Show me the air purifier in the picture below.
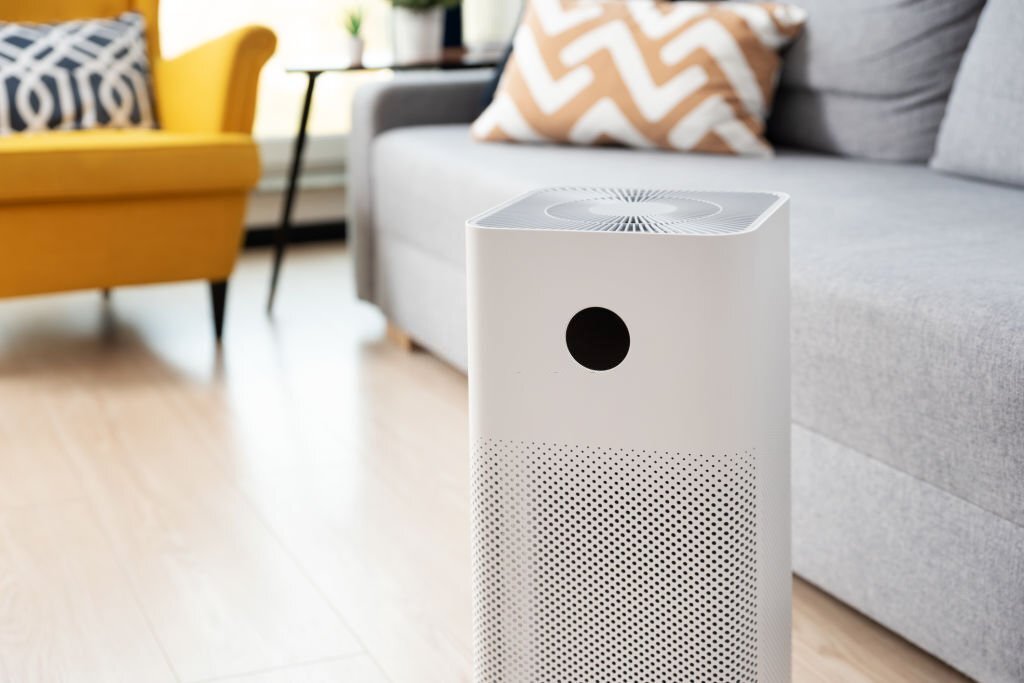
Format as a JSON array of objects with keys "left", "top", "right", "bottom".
[{"left": 467, "top": 188, "right": 791, "bottom": 682}]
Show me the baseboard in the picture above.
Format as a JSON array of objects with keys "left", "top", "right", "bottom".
[
  {"left": 246, "top": 133, "right": 348, "bottom": 229},
  {"left": 244, "top": 221, "right": 346, "bottom": 248}
]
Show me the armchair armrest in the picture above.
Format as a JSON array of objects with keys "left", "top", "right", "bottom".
[
  {"left": 156, "top": 26, "right": 276, "bottom": 134},
  {"left": 348, "top": 69, "right": 493, "bottom": 301}
]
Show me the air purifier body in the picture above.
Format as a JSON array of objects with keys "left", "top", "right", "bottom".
[{"left": 467, "top": 188, "right": 791, "bottom": 683}]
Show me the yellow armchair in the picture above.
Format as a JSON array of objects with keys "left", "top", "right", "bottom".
[{"left": 0, "top": 1, "right": 275, "bottom": 341}]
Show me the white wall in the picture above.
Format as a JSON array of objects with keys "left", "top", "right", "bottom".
[{"left": 161, "top": 0, "right": 519, "bottom": 227}]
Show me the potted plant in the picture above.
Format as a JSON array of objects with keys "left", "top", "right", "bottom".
[
  {"left": 388, "top": 0, "right": 460, "bottom": 65},
  {"left": 342, "top": 5, "right": 365, "bottom": 67},
  {"left": 463, "top": 0, "right": 519, "bottom": 55}
]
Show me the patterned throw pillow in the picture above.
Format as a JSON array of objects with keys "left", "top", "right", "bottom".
[
  {"left": 472, "top": 0, "right": 806, "bottom": 157},
  {"left": 0, "top": 12, "right": 157, "bottom": 136}
]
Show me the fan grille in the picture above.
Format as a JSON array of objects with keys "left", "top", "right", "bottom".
[
  {"left": 472, "top": 439, "right": 759, "bottom": 682},
  {"left": 471, "top": 188, "right": 780, "bottom": 235}
]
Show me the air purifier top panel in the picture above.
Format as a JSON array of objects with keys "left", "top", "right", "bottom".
[{"left": 468, "top": 188, "right": 784, "bottom": 235}]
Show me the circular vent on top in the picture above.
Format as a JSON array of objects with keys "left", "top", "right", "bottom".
[
  {"left": 471, "top": 188, "right": 782, "bottom": 235},
  {"left": 547, "top": 190, "right": 720, "bottom": 232}
]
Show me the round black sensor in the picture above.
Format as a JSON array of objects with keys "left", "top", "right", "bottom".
[{"left": 565, "top": 307, "right": 630, "bottom": 371}]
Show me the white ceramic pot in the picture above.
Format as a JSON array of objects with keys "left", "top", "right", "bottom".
[
  {"left": 392, "top": 5, "right": 445, "bottom": 65},
  {"left": 463, "top": 0, "right": 521, "bottom": 54},
  {"left": 346, "top": 36, "right": 365, "bottom": 67}
]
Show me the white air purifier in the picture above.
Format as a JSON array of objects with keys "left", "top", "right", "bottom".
[{"left": 467, "top": 188, "right": 791, "bottom": 682}]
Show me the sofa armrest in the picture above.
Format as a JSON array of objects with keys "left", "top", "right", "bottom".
[
  {"left": 156, "top": 26, "right": 276, "bottom": 134},
  {"left": 349, "top": 69, "right": 493, "bottom": 302}
]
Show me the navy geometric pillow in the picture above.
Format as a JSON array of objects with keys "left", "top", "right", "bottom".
[{"left": 0, "top": 12, "right": 157, "bottom": 135}]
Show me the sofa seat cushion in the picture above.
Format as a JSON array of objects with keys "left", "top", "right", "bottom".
[
  {"left": 0, "top": 129, "right": 260, "bottom": 204},
  {"left": 372, "top": 124, "right": 1024, "bottom": 526}
]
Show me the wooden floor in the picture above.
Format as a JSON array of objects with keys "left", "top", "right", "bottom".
[{"left": 0, "top": 245, "right": 970, "bottom": 683}]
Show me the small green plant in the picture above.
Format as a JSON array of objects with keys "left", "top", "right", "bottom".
[
  {"left": 343, "top": 6, "right": 364, "bottom": 37},
  {"left": 387, "top": 0, "right": 461, "bottom": 9}
]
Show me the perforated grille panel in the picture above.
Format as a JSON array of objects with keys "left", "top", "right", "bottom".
[
  {"left": 472, "top": 440, "right": 759, "bottom": 682},
  {"left": 469, "top": 188, "right": 781, "bottom": 235}
]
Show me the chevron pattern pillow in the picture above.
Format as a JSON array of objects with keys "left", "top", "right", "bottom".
[
  {"left": 472, "top": 0, "right": 806, "bottom": 157},
  {"left": 0, "top": 12, "right": 156, "bottom": 136}
]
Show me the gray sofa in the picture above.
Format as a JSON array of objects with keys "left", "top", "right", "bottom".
[{"left": 347, "top": 6, "right": 1024, "bottom": 681}]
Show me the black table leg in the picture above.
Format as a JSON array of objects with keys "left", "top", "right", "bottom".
[{"left": 267, "top": 70, "right": 321, "bottom": 314}]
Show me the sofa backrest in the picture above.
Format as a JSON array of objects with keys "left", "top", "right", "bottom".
[
  {"left": 931, "top": 0, "right": 1024, "bottom": 188},
  {"left": 767, "top": 0, "right": 985, "bottom": 163}
]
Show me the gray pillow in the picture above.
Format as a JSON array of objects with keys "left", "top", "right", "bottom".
[
  {"left": 931, "top": 0, "right": 1024, "bottom": 187},
  {"left": 767, "top": 0, "right": 984, "bottom": 162}
]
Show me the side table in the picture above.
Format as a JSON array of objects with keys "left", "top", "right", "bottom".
[{"left": 266, "top": 49, "right": 501, "bottom": 313}]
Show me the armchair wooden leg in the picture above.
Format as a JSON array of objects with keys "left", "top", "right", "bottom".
[
  {"left": 210, "top": 280, "right": 228, "bottom": 343},
  {"left": 386, "top": 321, "right": 416, "bottom": 352}
]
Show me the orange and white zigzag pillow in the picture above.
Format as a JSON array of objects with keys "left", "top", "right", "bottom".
[{"left": 472, "top": 0, "right": 806, "bottom": 157}]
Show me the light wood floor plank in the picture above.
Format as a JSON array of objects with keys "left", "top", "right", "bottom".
[
  {"left": 168, "top": 343, "right": 474, "bottom": 683},
  {"left": 0, "top": 502, "right": 176, "bottom": 683},
  {"left": 792, "top": 579, "right": 968, "bottom": 683},
  {"left": 135, "top": 253, "right": 477, "bottom": 683},
  {"left": 200, "top": 655, "right": 388, "bottom": 683},
  {"left": 37, "top": 359, "right": 362, "bottom": 682},
  {"left": 0, "top": 387, "right": 82, "bottom": 509}
]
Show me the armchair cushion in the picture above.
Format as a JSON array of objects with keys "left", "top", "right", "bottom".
[{"left": 0, "top": 128, "right": 259, "bottom": 203}]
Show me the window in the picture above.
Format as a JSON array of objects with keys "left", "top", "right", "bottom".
[{"left": 161, "top": 0, "right": 394, "bottom": 139}]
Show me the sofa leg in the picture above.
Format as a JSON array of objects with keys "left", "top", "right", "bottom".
[
  {"left": 101, "top": 288, "right": 111, "bottom": 301},
  {"left": 387, "top": 321, "right": 416, "bottom": 352},
  {"left": 210, "top": 280, "right": 228, "bottom": 342}
]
